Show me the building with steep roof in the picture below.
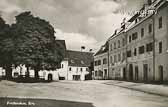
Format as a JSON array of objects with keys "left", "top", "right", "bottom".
[
  {"left": 95, "top": 0, "right": 168, "bottom": 83},
  {"left": 58, "top": 50, "right": 94, "bottom": 81},
  {"left": 93, "top": 42, "right": 109, "bottom": 80}
]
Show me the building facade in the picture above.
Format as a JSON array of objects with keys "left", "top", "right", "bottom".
[
  {"left": 108, "top": 30, "right": 127, "bottom": 80},
  {"left": 94, "top": 0, "right": 168, "bottom": 83},
  {"left": 58, "top": 50, "right": 94, "bottom": 81},
  {"left": 93, "top": 42, "right": 109, "bottom": 80}
]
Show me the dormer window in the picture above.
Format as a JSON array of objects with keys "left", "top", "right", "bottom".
[
  {"left": 102, "top": 46, "right": 105, "bottom": 51},
  {"left": 81, "top": 60, "right": 84, "bottom": 64},
  {"left": 71, "top": 60, "right": 75, "bottom": 63}
]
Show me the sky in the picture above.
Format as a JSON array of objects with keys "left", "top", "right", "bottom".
[{"left": 0, "top": 0, "right": 147, "bottom": 52}]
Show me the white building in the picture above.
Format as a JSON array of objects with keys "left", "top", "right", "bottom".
[{"left": 58, "top": 50, "right": 94, "bottom": 81}]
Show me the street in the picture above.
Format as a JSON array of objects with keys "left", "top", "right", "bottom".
[{"left": 0, "top": 80, "right": 168, "bottom": 107}]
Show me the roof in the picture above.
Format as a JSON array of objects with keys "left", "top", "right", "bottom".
[
  {"left": 65, "top": 50, "right": 94, "bottom": 67},
  {"left": 94, "top": 42, "right": 108, "bottom": 56}
]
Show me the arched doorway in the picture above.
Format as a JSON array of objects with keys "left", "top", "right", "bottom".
[
  {"left": 129, "top": 64, "right": 133, "bottom": 81},
  {"left": 48, "top": 74, "right": 53, "bottom": 81}
]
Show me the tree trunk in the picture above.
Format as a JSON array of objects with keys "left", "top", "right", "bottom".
[
  {"left": 26, "top": 67, "right": 30, "bottom": 78},
  {"left": 5, "top": 65, "right": 12, "bottom": 80},
  {"left": 34, "top": 68, "right": 39, "bottom": 80}
]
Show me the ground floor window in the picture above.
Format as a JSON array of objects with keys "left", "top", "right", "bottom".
[
  {"left": 99, "top": 70, "right": 103, "bottom": 77},
  {"left": 73, "top": 75, "right": 81, "bottom": 81}
]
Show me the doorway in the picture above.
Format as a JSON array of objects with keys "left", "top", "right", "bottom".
[
  {"left": 159, "top": 65, "right": 164, "bottom": 82},
  {"left": 123, "top": 67, "right": 126, "bottom": 80},
  {"left": 135, "top": 66, "right": 139, "bottom": 81},
  {"left": 143, "top": 64, "right": 148, "bottom": 82},
  {"left": 129, "top": 64, "right": 133, "bottom": 81},
  {"left": 48, "top": 74, "right": 53, "bottom": 81}
]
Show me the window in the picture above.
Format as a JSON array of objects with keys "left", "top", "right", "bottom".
[
  {"left": 98, "top": 60, "right": 101, "bottom": 65},
  {"left": 80, "top": 68, "right": 83, "bottom": 72},
  {"left": 146, "top": 42, "right": 153, "bottom": 52},
  {"left": 127, "top": 50, "right": 132, "bottom": 57},
  {"left": 139, "top": 46, "right": 145, "bottom": 54},
  {"left": 122, "top": 38, "right": 125, "bottom": 46},
  {"left": 118, "top": 40, "right": 121, "bottom": 48},
  {"left": 132, "top": 32, "right": 138, "bottom": 40},
  {"left": 149, "top": 24, "right": 152, "bottom": 33},
  {"left": 69, "top": 67, "right": 72, "bottom": 71},
  {"left": 94, "top": 61, "right": 97, "bottom": 66},
  {"left": 103, "top": 58, "right": 107, "bottom": 64},
  {"left": 111, "top": 44, "right": 113, "bottom": 51},
  {"left": 118, "top": 54, "right": 121, "bottom": 62},
  {"left": 129, "top": 36, "right": 132, "bottom": 43},
  {"left": 141, "top": 28, "right": 144, "bottom": 37},
  {"left": 86, "top": 68, "right": 89, "bottom": 71},
  {"left": 110, "top": 56, "right": 113, "bottom": 64},
  {"left": 62, "top": 64, "right": 64, "bottom": 68},
  {"left": 159, "top": 17, "right": 162, "bottom": 29},
  {"left": 114, "top": 55, "right": 117, "bottom": 63},
  {"left": 134, "top": 48, "right": 137, "bottom": 56},
  {"left": 114, "top": 42, "right": 116, "bottom": 49},
  {"left": 122, "top": 52, "right": 126, "bottom": 61},
  {"left": 95, "top": 71, "right": 98, "bottom": 76},
  {"left": 159, "top": 41, "right": 162, "bottom": 54}
]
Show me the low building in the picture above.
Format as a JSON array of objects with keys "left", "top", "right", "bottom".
[
  {"left": 58, "top": 50, "right": 94, "bottom": 81},
  {"left": 93, "top": 42, "right": 109, "bottom": 80}
]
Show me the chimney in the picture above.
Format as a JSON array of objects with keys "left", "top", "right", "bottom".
[{"left": 148, "top": 0, "right": 152, "bottom": 5}]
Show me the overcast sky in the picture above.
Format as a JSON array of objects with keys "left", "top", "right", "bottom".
[{"left": 0, "top": 0, "right": 147, "bottom": 52}]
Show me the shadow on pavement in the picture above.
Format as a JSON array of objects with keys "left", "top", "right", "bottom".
[{"left": 0, "top": 97, "right": 95, "bottom": 107}]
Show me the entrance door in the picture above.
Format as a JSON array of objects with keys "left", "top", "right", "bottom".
[
  {"left": 135, "top": 66, "right": 139, "bottom": 81},
  {"left": 159, "top": 65, "right": 164, "bottom": 82},
  {"left": 129, "top": 64, "right": 133, "bottom": 81},
  {"left": 48, "top": 74, "right": 53, "bottom": 81},
  {"left": 143, "top": 64, "right": 148, "bottom": 82},
  {"left": 123, "top": 68, "right": 126, "bottom": 80}
]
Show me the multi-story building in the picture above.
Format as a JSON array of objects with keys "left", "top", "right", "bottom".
[
  {"left": 108, "top": 29, "right": 127, "bottom": 80},
  {"left": 125, "top": 0, "right": 168, "bottom": 82},
  {"left": 94, "top": 0, "right": 168, "bottom": 83},
  {"left": 93, "top": 42, "right": 109, "bottom": 80}
]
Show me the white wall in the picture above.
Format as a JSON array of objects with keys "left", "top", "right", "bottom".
[{"left": 68, "top": 66, "right": 89, "bottom": 81}]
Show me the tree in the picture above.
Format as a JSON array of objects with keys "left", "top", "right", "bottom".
[
  {"left": 0, "top": 17, "right": 14, "bottom": 79},
  {"left": 11, "top": 11, "right": 64, "bottom": 79}
]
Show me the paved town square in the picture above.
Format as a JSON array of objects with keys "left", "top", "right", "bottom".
[{"left": 0, "top": 80, "right": 168, "bottom": 107}]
